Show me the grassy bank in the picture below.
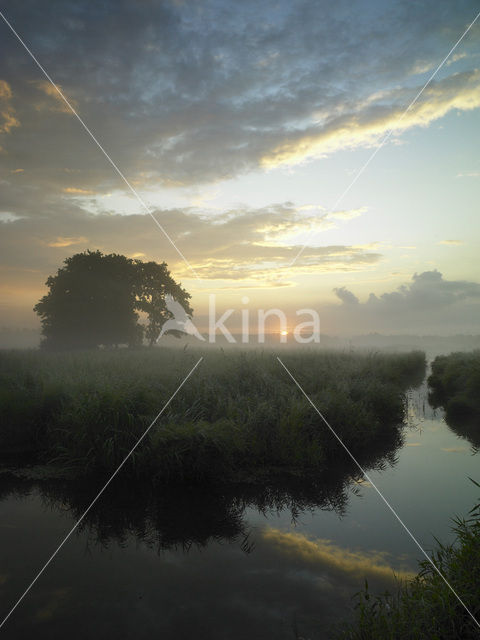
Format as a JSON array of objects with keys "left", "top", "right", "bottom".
[
  {"left": 0, "top": 348, "right": 425, "bottom": 483},
  {"left": 428, "top": 351, "right": 480, "bottom": 425},
  {"left": 335, "top": 484, "right": 480, "bottom": 639}
]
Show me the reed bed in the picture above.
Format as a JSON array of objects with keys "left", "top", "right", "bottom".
[
  {"left": 335, "top": 482, "right": 480, "bottom": 639},
  {"left": 0, "top": 348, "right": 425, "bottom": 483},
  {"left": 428, "top": 351, "right": 480, "bottom": 423}
]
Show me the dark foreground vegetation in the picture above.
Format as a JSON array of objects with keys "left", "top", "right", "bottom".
[
  {"left": 336, "top": 482, "right": 480, "bottom": 639},
  {"left": 0, "top": 348, "right": 425, "bottom": 484}
]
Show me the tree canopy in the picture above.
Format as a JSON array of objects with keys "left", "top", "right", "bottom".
[{"left": 34, "top": 251, "right": 192, "bottom": 349}]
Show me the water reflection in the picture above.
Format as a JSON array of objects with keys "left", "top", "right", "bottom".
[
  {"left": 0, "top": 426, "right": 407, "bottom": 640},
  {"left": 428, "top": 397, "right": 480, "bottom": 451},
  {"left": 262, "top": 528, "right": 414, "bottom": 584},
  {"left": 443, "top": 417, "right": 480, "bottom": 451},
  {"left": 424, "top": 387, "right": 480, "bottom": 452},
  {"left": 1, "top": 422, "right": 404, "bottom": 556},
  {"left": 2, "top": 379, "right": 478, "bottom": 640},
  {"left": 0, "top": 370, "right": 432, "bottom": 640},
  {"left": 404, "top": 375, "right": 480, "bottom": 453}
]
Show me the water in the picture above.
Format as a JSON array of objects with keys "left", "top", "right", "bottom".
[{"left": 0, "top": 380, "right": 478, "bottom": 639}]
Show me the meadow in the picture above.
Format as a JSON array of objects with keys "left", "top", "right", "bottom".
[{"left": 0, "top": 348, "right": 426, "bottom": 484}]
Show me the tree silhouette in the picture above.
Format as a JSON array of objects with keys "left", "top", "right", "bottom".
[
  {"left": 34, "top": 251, "right": 192, "bottom": 349},
  {"left": 134, "top": 259, "right": 193, "bottom": 347}
]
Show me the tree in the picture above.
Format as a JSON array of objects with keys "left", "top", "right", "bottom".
[
  {"left": 34, "top": 251, "right": 192, "bottom": 349},
  {"left": 134, "top": 259, "right": 193, "bottom": 347}
]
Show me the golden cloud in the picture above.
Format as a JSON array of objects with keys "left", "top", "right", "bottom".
[
  {"left": 34, "top": 80, "right": 77, "bottom": 114},
  {"left": 180, "top": 247, "right": 380, "bottom": 285},
  {"left": 255, "top": 215, "right": 333, "bottom": 240},
  {"left": 0, "top": 79, "right": 20, "bottom": 135},
  {"left": 47, "top": 236, "right": 88, "bottom": 248},
  {"left": 62, "top": 187, "right": 95, "bottom": 195},
  {"left": 329, "top": 207, "right": 367, "bottom": 220},
  {"left": 262, "top": 528, "right": 415, "bottom": 583},
  {"left": 0, "top": 202, "right": 381, "bottom": 295},
  {"left": 260, "top": 70, "right": 480, "bottom": 168}
]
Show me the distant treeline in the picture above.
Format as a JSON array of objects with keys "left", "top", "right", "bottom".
[
  {"left": 2, "top": 327, "right": 480, "bottom": 352},
  {"left": 0, "top": 349, "right": 425, "bottom": 484}
]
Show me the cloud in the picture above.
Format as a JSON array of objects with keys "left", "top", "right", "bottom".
[
  {"left": 0, "top": 0, "right": 478, "bottom": 333},
  {"left": 325, "top": 270, "right": 480, "bottom": 334},
  {"left": 446, "top": 52, "right": 468, "bottom": 66},
  {"left": 438, "top": 239, "right": 463, "bottom": 245},
  {"left": 260, "top": 70, "right": 480, "bottom": 168},
  {"left": 456, "top": 170, "right": 480, "bottom": 177},
  {"left": 0, "top": 197, "right": 381, "bottom": 324},
  {"left": 329, "top": 207, "right": 366, "bottom": 220},
  {"left": 334, "top": 286, "right": 359, "bottom": 305},
  {"left": 365, "top": 270, "right": 480, "bottom": 310},
  {"left": 47, "top": 236, "right": 88, "bottom": 247},
  {"left": 0, "top": 79, "right": 20, "bottom": 136},
  {"left": 62, "top": 187, "right": 95, "bottom": 195},
  {"left": 34, "top": 80, "right": 77, "bottom": 114},
  {"left": 262, "top": 528, "right": 414, "bottom": 584},
  {"left": 0, "top": 1, "right": 479, "bottom": 190}
]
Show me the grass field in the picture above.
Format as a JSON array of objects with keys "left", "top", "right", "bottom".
[{"left": 0, "top": 348, "right": 425, "bottom": 484}]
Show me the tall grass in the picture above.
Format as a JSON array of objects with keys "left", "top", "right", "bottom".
[
  {"left": 428, "top": 351, "right": 480, "bottom": 423},
  {"left": 0, "top": 348, "right": 425, "bottom": 483},
  {"left": 335, "top": 481, "right": 480, "bottom": 639}
]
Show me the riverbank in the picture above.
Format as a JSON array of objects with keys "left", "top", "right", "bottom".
[
  {"left": 335, "top": 483, "right": 480, "bottom": 639},
  {"left": 428, "top": 351, "right": 480, "bottom": 423}
]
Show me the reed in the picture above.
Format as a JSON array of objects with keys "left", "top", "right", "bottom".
[
  {"left": 0, "top": 348, "right": 426, "bottom": 483},
  {"left": 428, "top": 350, "right": 480, "bottom": 422},
  {"left": 335, "top": 481, "right": 480, "bottom": 639}
]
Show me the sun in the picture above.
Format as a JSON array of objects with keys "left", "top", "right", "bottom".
[{"left": 280, "top": 330, "right": 288, "bottom": 336}]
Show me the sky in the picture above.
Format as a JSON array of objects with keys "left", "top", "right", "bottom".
[{"left": 0, "top": 0, "right": 479, "bottom": 336}]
